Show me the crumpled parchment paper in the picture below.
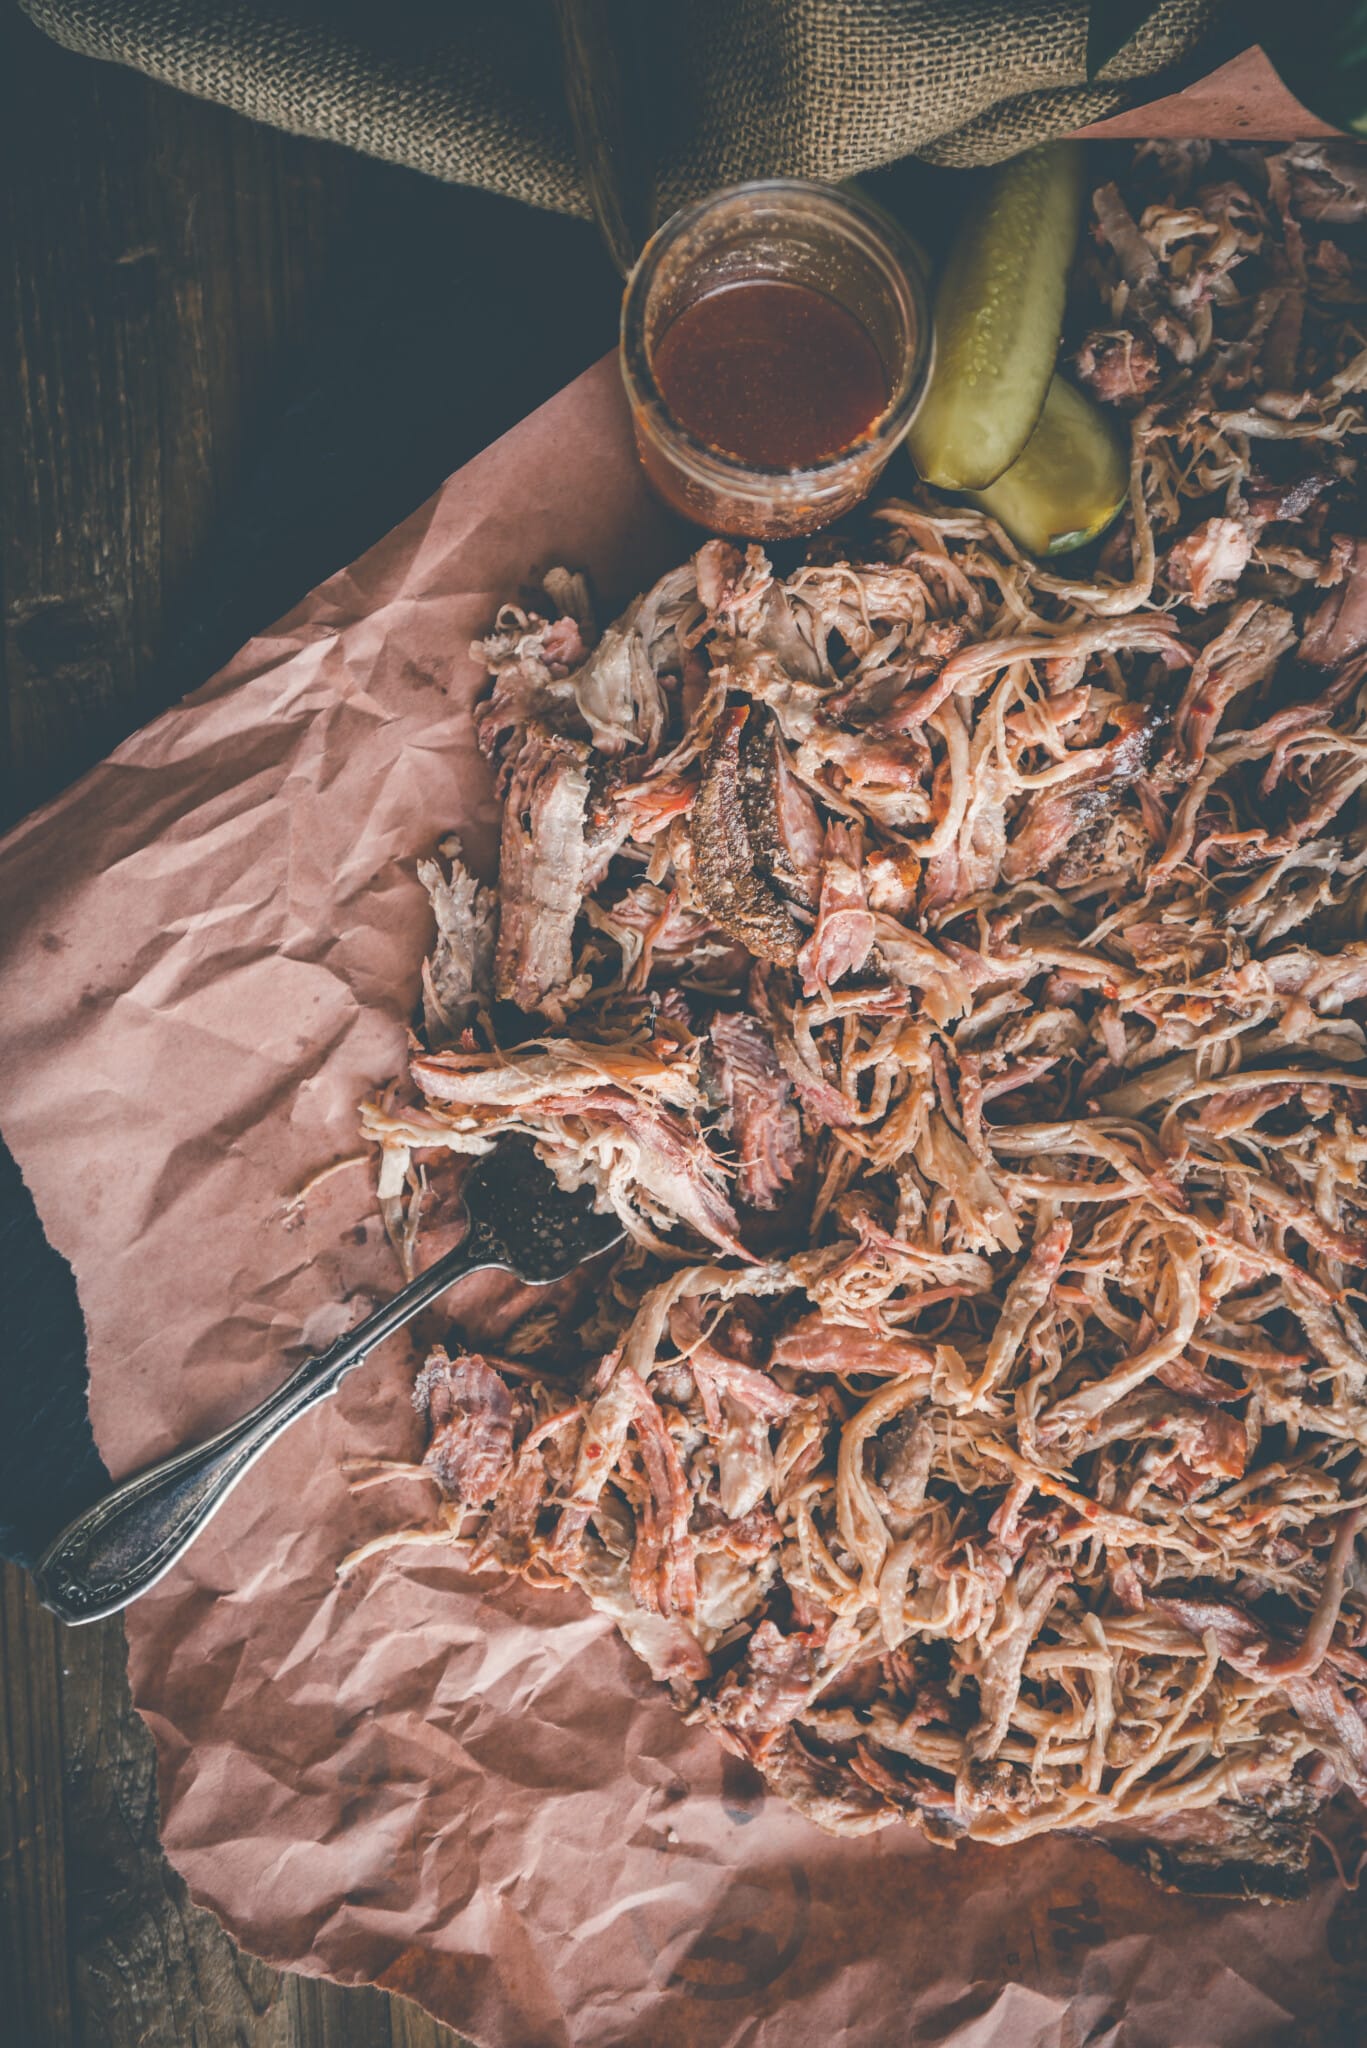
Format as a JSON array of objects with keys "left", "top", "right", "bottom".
[{"left": 1, "top": 355, "right": 1363, "bottom": 2047}]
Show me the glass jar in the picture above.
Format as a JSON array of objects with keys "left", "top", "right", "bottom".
[{"left": 620, "top": 178, "right": 933, "bottom": 541}]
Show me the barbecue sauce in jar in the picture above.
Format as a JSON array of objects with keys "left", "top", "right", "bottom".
[
  {"left": 652, "top": 280, "right": 890, "bottom": 471},
  {"left": 621, "top": 181, "right": 932, "bottom": 539}
]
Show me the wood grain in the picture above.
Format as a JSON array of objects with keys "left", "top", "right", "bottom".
[
  {"left": 0, "top": 6, "right": 618, "bottom": 2043},
  {"left": 1, "top": 13, "right": 344, "bottom": 825},
  {"left": 1, "top": 1563, "right": 73, "bottom": 2047}
]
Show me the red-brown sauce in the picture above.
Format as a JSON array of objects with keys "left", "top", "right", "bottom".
[{"left": 652, "top": 279, "right": 889, "bottom": 471}]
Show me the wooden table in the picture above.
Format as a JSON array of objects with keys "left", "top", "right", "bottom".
[{"left": 0, "top": 10, "right": 620, "bottom": 2041}]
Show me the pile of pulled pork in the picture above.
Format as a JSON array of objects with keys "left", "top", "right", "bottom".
[{"left": 358, "top": 143, "right": 1367, "bottom": 1899}]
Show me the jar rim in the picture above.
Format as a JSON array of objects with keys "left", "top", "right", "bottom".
[{"left": 620, "top": 177, "right": 935, "bottom": 497}]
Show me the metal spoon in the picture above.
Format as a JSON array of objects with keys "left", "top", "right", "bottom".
[{"left": 34, "top": 1139, "right": 623, "bottom": 1625}]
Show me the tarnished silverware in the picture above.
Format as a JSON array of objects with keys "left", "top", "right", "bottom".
[{"left": 35, "top": 1139, "right": 622, "bottom": 1624}]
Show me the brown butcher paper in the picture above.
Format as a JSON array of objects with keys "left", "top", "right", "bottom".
[{"left": 0, "top": 355, "right": 1363, "bottom": 2046}]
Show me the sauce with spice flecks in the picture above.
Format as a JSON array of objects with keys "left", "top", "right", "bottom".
[{"left": 652, "top": 279, "right": 889, "bottom": 471}]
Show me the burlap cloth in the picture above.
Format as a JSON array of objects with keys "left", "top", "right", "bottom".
[{"left": 22, "top": 0, "right": 1237, "bottom": 211}]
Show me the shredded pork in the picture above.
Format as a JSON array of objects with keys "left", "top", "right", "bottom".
[{"left": 356, "top": 144, "right": 1367, "bottom": 1900}]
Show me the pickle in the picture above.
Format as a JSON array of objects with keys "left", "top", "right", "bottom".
[
  {"left": 968, "top": 373, "right": 1128, "bottom": 557},
  {"left": 907, "top": 141, "right": 1085, "bottom": 491}
]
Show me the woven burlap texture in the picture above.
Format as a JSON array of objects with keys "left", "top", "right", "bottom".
[{"left": 21, "top": 0, "right": 1230, "bottom": 212}]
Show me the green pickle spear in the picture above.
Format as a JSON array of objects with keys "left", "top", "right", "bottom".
[
  {"left": 968, "top": 373, "right": 1128, "bottom": 558},
  {"left": 908, "top": 141, "right": 1085, "bottom": 492}
]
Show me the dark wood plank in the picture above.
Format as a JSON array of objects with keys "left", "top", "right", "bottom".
[
  {"left": 0, "top": 1563, "right": 73, "bottom": 2048},
  {"left": 57, "top": 1606, "right": 297, "bottom": 2048},
  {"left": 288, "top": 1976, "right": 401, "bottom": 2047},
  {"left": 0, "top": 1145, "right": 107, "bottom": 1567},
  {"left": 2, "top": 8, "right": 619, "bottom": 824},
  {"left": 0, "top": 10, "right": 352, "bottom": 827},
  {"left": 387, "top": 2001, "right": 465, "bottom": 2048}
]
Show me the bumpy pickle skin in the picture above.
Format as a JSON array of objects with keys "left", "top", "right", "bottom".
[
  {"left": 908, "top": 142, "right": 1085, "bottom": 492},
  {"left": 969, "top": 373, "right": 1128, "bottom": 557}
]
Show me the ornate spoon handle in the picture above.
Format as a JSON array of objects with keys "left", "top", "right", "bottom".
[{"left": 34, "top": 1231, "right": 500, "bottom": 1624}]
